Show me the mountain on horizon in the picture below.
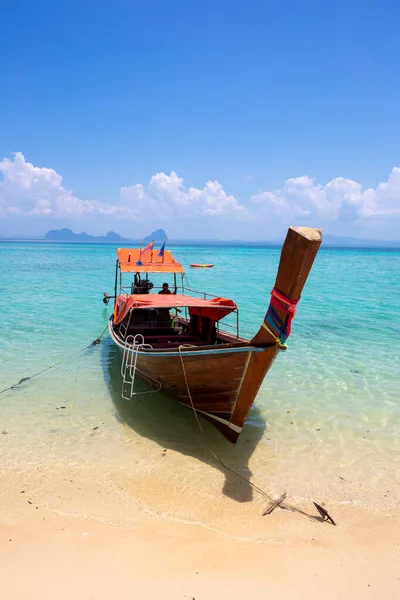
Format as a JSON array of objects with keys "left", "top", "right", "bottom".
[
  {"left": 44, "top": 228, "right": 168, "bottom": 243},
  {"left": 141, "top": 229, "right": 168, "bottom": 243},
  {"left": 1, "top": 229, "right": 399, "bottom": 248},
  {"left": 45, "top": 228, "right": 131, "bottom": 242}
]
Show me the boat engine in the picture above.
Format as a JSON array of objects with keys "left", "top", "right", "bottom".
[{"left": 131, "top": 273, "right": 154, "bottom": 294}]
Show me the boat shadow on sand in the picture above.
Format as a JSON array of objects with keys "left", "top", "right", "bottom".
[{"left": 103, "top": 340, "right": 266, "bottom": 504}]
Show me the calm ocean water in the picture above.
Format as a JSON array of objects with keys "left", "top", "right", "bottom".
[{"left": 1, "top": 241, "right": 399, "bottom": 527}]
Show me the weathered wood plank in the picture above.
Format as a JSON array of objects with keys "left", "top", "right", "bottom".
[{"left": 228, "top": 227, "right": 322, "bottom": 440}]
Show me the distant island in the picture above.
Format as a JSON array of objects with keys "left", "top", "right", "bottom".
[
  {"left": 142, "top": 229, "right": 167, "bottom": 243},
  {"left": 45, "top": 229, "right": 130, "bottom": 242},
  {"left": 44, "top": 228, "right": 168, "bottom": 243},
  {"left": 321, "top": 234, "right": 400, "bottom": 248},
  {"left": 0, "top": 228, "right": 399, "bottom": 248}
]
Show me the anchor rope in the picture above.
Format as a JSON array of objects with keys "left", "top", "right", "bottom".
[
  {"left": 177, "top": 345, "right": 334, "bottom": 522},
  {"left": 0, "top": 324, "right": 330, "bottom": 522},
  {"left": 177, "top": 345, "right": 276, "bottom": 504},
  {"left": 0, "top": 324, "right": 109, "bottom": 397}
]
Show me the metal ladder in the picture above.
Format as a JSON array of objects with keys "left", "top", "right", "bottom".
[
  {"left": 118, "top": 310, "right": 133, "bottom": 341},
  {"left": 121, "top": 335, "right": 161, "bottom": 399}
]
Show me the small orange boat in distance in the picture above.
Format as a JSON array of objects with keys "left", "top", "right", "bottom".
[
  {"left": 105, "top": 227, "right": 322, "bottom": 443},
  {"left": 190, "top": 263, "right": 214, "bottom": 268}
]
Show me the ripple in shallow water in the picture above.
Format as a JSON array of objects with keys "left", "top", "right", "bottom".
[{"left": 0, "top": 242, "right": 399, "bottom": 524}]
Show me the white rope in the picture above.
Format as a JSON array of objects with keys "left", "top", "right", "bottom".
[
  {"left": 177, "top": 345, "right": 276, "bottom": 503},
  {"left": 176, "top": 345, "right": 334, "bottom": 522}
]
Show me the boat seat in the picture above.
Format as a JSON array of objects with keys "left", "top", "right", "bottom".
[
  {"left": 150, "top": 341, "right": 208, "bottom": 349},
  {"left": 142, "top": 334, "right": 195, "bottom": 343},
  {"left": 126, "top": 327, "right": 173, "bottom": 336}
]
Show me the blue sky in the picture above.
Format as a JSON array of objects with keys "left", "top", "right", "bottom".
[{"left": 1, "top": 0, "right": 400, "bottom": 239}]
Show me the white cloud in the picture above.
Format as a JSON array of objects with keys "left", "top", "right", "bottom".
[
  {"left": 0, "top": 153, "right": 247, "bottom": 222},
  {"left": 120, "top": 172, "right": 248, "bottom": 220},
  {"left": 252, "top": 170, "right": 400, "bottom": 224},
  {"left": 1, "top": 152, "right": 400, "bottom": 239},
  {"left": 0, "top": 152, "right": 106, "bottom": 218}
]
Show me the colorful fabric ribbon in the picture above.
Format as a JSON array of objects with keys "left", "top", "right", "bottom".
[{"left": 263, "top": 287, "right": 300, "bottom": 346}]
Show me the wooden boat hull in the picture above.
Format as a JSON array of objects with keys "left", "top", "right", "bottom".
[
  {"left": 107, "top": 226, "right": 322, "bottom": 443},
  {"left": 109, "top": 320, "right": 276, "bottom": 442}
]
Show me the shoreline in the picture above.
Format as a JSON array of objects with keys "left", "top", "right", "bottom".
[{"left": 2, "top": 458, "right": 400, "bottom": 599}]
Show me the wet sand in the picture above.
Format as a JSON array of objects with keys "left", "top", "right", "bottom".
[{"left": 1, "top": 466, "right": 399, "bottom": 600}]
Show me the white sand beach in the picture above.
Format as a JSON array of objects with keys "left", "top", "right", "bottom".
[{"left": 1, "top": 461, "right": 399, "bottom": 600}]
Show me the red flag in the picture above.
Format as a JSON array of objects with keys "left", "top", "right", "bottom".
[{"left": 136, "top": 240, "right": 154, "bottom": 265}]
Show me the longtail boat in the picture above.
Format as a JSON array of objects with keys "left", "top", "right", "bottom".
[{"left": 105, "top": 227, "right": 322, "bottom": 443}]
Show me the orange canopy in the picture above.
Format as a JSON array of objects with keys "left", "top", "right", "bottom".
[
  {"left": 117, "top": 248, "right": 184, "bottom": 273},
  {"left": 114, "top": 294, "right": 237, "bottom": 325}
]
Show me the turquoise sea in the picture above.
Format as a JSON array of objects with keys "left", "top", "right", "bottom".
[{"left": 1, "top": 241, "right": 399, "bottom": 533}]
